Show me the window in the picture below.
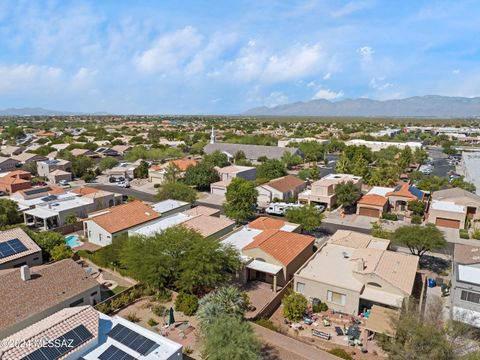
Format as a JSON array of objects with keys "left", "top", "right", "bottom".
[
  {"left": 367, "top": 282, "right": 382, "bottom": 288},
  {"left": 461, "top": 290, "right": 480, "bottom": 304},
  {"left": 327, "top": 290, "right": 346, "bottom": 305},
  {"left": 33, "top": 257, "right": 39, "bottom": 261},
  {"left": 69, "top": 298, "right": 84, "bottom": 307},
  {"left": 90, "top": 291, "right": 98, "bottom": 297},
  {"left": 99, "top": 234, "right": 102, "bottom": 242},
  {"left": 296, "top": 282, "right": 305, "bottom": 294}
]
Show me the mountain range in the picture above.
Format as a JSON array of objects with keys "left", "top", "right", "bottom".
[
  {"left": 0, "top": 107, "right": 108, "bottom": 116},
  {"left": 242, "top": 95, "right": 480, "bottom": 118}
]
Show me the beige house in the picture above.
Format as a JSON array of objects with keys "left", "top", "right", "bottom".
[
  {"left": 428, "top": 188, "right": 480, "bottom": 229},
  {"left": 48, "top": 169, "right": 72, "bottom": 184},
  {"left": 256, "top": 175, "right": 307, "bottom": 206},
  {"left": 148, "top": 158, "right": 198, "bottom": 184},
  {"left": 294, "top": 230, "right": 419, "bottom": 318},
  {"left": 210, "top": 165, "right": 256, "bottom": 196},
  {"left": 0, "top": 259, "right": 100, "bottom": 339},
  {"left": 11, "top": 152, "right": 48, "bottom": 164},
  {"left": 37, "top": 159, "right": 72, "bottom": 178},
  {"left": 299, "top": 173, "right": 363, "bottom": 209}
]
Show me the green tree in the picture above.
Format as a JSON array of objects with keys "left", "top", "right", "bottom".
[
  {"left": 31, "top": 231, "right": 65, "bottom": 260},
  {"left": 281, "top": 151, "right": 303, "bottom": 169},
  {"left": 155, "top": 182, "right": 197, "bottom": 203},
  {"left": 285, "top": 205, "right": 324, "bottom": 233},
  {"left": 163, "top": 163, "right": 181, "bottom": 183},
  {"left": 413, "top": 148, "right": 429, "bottom": 164},
  {"left": 392, "top": 224, "right": 446, "bottom": 257},
  {"left": 65, "top": 213, "right": 77, "bottom": 225},
  {"left": 22, "top": 161, "right": 38, "bottom": 176},
  {"left": 450, "top": 177, "right": 476, "bottom": 193},
  {"left": 0, "top": 199, "right": 22, "bottom": 227},
  {"left": 233, "top": 150, "right": 246, "bottom": 163},
  {"left": 296, "top": 141, "right": 326, "bottom": 162},
  {"left": 225, "top": 178, "right": 258, "bottom": 223},
  {"left": 282, "top": 291, "right": 307, "bottom": 321},
  {"left": 204, "top": 150, "right": 230, "bottom": 167},
  {"left": 184, "top": 161, "right": 219, "bottom": 190},
  {"left": 334, "top": 181, "right": 361, "bottom": 210},
  {"left": 81, "top": 169, "right": 96, "bottom": 182},
  {"left": 256, "top": 159, "right": 286, "bottom": 181},
  {"left": 297, "top": 166, "right": 319, "bottom": 181},
  {"left": 407, "top": 200, "right": 426, "bottom": 216},
  {"left": 134, "top": 160, "right": 149, "bottom": 179},
  {"left": 174, "top": 293, "right": 199, "bottom": 315},
  {"left": 398, "top": 146, "right": 414, "bottom": 169},
  {"left": 335, "top": 153, "right": 351, "bottom": 174},
  {"left": 98, "top": 157, "right": 119, "bottom": 171},
  {"left": 50, "top": 243, "right": 73, "bottom": 261}
]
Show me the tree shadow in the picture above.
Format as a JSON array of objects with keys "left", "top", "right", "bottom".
[
  {"left": 261, "top": 343, "right": 280, "bottom": 360},
  {"left": 419, "top": 255, "right": 451, "bottom": 274}
]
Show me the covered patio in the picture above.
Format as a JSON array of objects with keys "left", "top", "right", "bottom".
[
  {"left": 24, "top": 207, "right": 59, "bottom": 230},
  {"left": 245, "top": 259, "right": 283, "bottom": 293},
  {"left": 364, "top": 305, "right": 400, "bottom": 337}
]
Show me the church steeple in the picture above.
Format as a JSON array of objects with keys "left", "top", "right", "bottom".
[{"left": 210, "top": 126, "right": 216, "bottom": 144}]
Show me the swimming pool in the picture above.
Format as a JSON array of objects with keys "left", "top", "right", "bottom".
[{"left": 64, "top": 234, "right": 83, "bottom": 248}]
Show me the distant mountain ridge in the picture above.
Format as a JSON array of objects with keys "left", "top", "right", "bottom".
[
  {"left": 242, "top": 95, "right": 480, "bottom": 118},
  {"left": 0, "top": 107, "right": 109, "bottom": 116}
]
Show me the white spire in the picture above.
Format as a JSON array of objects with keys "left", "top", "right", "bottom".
[{"left": 210, "top": 126, "right": 216, "bottom": 144}]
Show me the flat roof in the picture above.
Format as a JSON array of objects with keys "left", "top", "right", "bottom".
[
  {"left": 431, "top": 199, "right": 465, "bottom": 213},
  {"left": 367, "top": 186, "right": 395, "bottom": 197},
  {"left": 221, "top": 227, "right": 263, "bottom": 251},
  {"left": 458, "top": 264, "right": 480, "bottom": 285},
  {"left": 131, "top": 213, "right": 191, "bottom": 237},
  {"left": 246, "top": 259, "right": 282, "bottom": 275},
  {"left": 151, "top": 199, "right": 189, "bottom": 214}
]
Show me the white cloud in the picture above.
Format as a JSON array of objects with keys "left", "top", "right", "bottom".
[
  {"left": 330, "top": 0, "right": 375, "bottom": 18},
  {"left": 307, "top": 81, "right": 317, "bottom": 87},
  {"left": 312, "top": 88, "right": 344, "bottom": 100},
  {"left": 369, "top": 76, "right": 393, "bottom": 90},
  {"left": 452, "top": 69, "right": 460, "bottom": 75},
  {"left": 134, "top": 26, "right": 203, "bottom": 74},
  {"left": 0, "top": 64, "right": 62, "bottom": 93},
  {"left": 323, "top": 72, "right": 331, "bottom": 80},
  {"left": 358, "top": 46, "right": 374, "bottom": 60},
  {"left": 265, "top": 91, "right": 289, "bottom": 107}
]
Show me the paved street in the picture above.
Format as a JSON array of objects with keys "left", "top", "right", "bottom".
[{"left": 87, "top": 183, "right": 157, "bottom": 203}]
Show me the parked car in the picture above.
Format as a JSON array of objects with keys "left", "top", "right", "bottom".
[
  {"left": 109, "top": 176, "right": 125, "bottom": 183},
  {"left": 314, "top": 204, "right": 326, "bottom": 213},
  {"left": 58, "top": 179, "right": 69, "bottom": 186},
  {"left": 116, "top": 181, "right": 130, "bottom": 188}
]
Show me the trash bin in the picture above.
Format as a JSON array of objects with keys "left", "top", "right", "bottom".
[{"left": 428, "top": 278, "right": 437, "bottom": 288}]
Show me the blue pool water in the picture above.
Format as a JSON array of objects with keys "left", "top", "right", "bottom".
[{"left": 65, "top": 234, "right": 83, "bottom": 248}]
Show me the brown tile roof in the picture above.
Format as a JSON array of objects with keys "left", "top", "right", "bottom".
[
  {"left": 374, "top": 251, "right": 419, "bottom": 294},
  {"left": 1, "top": 306, "right": 99, "bottom": 359},
  {"left": 169, "top": 158, "right": 198, "bottom": 171},
  {"left": 89, "top": 200, "right": 160, "bottom": 234},
  {"left": 182, "top": 214, "right": 235, "bottom": 237},
  {"left": 0, "top": 259, "right": 99, "bottom": 331},
  {"left": 0, "top": 228, "right": 41, "bottom": 265},
  {"left": 243, "top": 230, "right": 314, "bottom": 265},
  {"left": 71, "top": 186, "right": 100, "bottom": 196},
  {"left": 358, "top": 194, "right": 388, "bottom": 207},
  {"left": 248, "top": 217, "right": 286, "bottom": 230},
  {"left": 263, "top": 175, "right": 305, "bottom": 193},
  {"left": 183, "top": 206, "right": 220, "bottom": 217},
  {"left": 454, "top": 244, "right": 480, "bottom": 264}
]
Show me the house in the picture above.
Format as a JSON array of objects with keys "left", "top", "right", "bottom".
[
  {"left": 256, "top": 175, "right": 307, "bottom": 206},
  {"left": 184, "top": 205, "right": 221, "bottom": 217},
  {"left": 210, "top": 165, "right": 256, "bottom": 196},
  {"left": 0, "top": 156, "right": 21, "bottom": 172},
  {"left": 428, "top": 188, "right": 480, "bottom": 229},
  {"left": 34, "top": 130, "right": 56, "bottom": 138},
  {"left": 148, "top": 158, "right": 198, "bottom": 184},
  {"left": 152, "top": 199, "right": 191, "bottom": 217},
  {"left": 386, "top": 183, "right": 426, "bottom": 212},
  {"left": 11, "top": 152, "right": 48, "bottom": 164},
  {"left": 0, "top": 170, "right": 32, "bottom": 194},
  {"left": 0, "top": 145, "right": 25, "bottom": 156},
  {"left": 451, "top": 244, "right": 480, "bottom": 327},
  {"left": 84, "top": 201, "right": 161, "bottom": 246},
  {"left": 107, "top": 161, "right": 141, "bottom": 179},
  {"left": 37, "top": 158, "right": 72, "bottom": 177},
  {"left": 0, "top": 259, "right": 100, "bottom": 339},
  {"left": 294, "top": 230, "right": 419, "bottom": 319},
  {"left": 278, "top": 138, "right": 330, "bottom": 147},
  {"left": 111, "top": 144, "right": 132, "bottom": 155},
  {"left": 181, "top": 215, "right": 235, "bottom": 238},
  {"left": 345, "top": 139, "right": 423, "bottom": 151},
  {"left": 356, "top": 187, "right": 394, "bottom": 218},
  {"left": 222, "top": 219, "right": 313, "bottom": 291},
  {"left": 95, "top": 147, "right": 119, "bottom": 157},
  {"left": 48, "top": 169, "right": 73, "bottom": 184},
  {"left": 299, "top": 173, "right": 363, "bottom": 209},
  {"left": 0, "top": 305, "right": 183, "bottom": 360},
  {"left": 0, "top": 227, "right": 42, "bottom": 270},
  {"left": 460, "top": 152, "right": 480, "bottom": 196},
  {"left": 203, "top": 142, "right": 302, "bottom": 163},
  {"left": 71, "top": 148, "right": 99, "bottom": 158}
]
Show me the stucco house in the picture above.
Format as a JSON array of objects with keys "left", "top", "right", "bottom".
[
  {"left": 210, "top": 165, "right": 256, "bottom": 196},
  {"left": 299, "top": 173, "right": 363, "bottom": 209},
  {"left": 385, "top": 183, "right": 426, "bottom": 212},
  {"left": 148, "top": 158, "right": 198, "bottom": 184},
  {"left": 256, "top": 175, "right": 306, "bottom": 206},
  {"left": 0, "top": 170, "right": 32, "bottom": 194},
  {"left": 0, "top": 227, "right": 42, "bottom": 270},
  {"left": 37, "top": 159, "right": 72, "bottom": 178},
  {"left": 294, "top": 230, "right": 419, "bottom": 319},
  {"left": 0, "top": 156, "right": 21, "bottom": 172},
  {"left": 11, "top": 152, "right": 48, "bottom": 164},
  {"left": 356, "top": 187, "right": 394, "bottom": 218},
  {"left": 428, "top": 188, "right": 480, "bottom": 229}
]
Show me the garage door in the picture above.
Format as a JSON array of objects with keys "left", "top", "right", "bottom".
[
  {"left": 435, "top": 218, "right": 461, "bottom": 229},
  {"left": 359, "top": 207, "right": 380, "bottom": 217},
  {"left": 211, "top": 186, "right": 226, "bottom": 196}
]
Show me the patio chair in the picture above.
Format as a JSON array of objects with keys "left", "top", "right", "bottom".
[{"left": 335, "top": 326, "right": 344, "bottom": 336}]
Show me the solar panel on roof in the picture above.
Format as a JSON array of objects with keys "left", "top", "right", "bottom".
[
  {"left": 21, "top": 325, "right": 93, "bottom": 360},
  {"left": 0, "top": 238, "right": 28, "bottom": 259},
  {"left": 108, "top": 324, "right": 158, "bottom": 356},
  {"left": 98, "top": 345, "right": 137, "bottom": 360},
  {"left": 24, "top": 187, "right": 52, "bottom": 196},
  {"left": 41, "top": 195, "right": 58, "bottom": 202}
]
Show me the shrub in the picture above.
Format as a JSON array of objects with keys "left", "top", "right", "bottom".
[
  {"left": 154, "top": 290, "right": 172, "bottom": 303},
  {"left": 183, "top": 346, "right": 193, "bottom": 355},
  {"left": 174, "top": 293, "right": 198, "bottom": 316},
  {"left": 96, "top": 303, "right": 111, "bottom": 314},
  {"left": 411, "top": 215, "right": 422, "bottom": 224},
  {"left": 154, "top": 183, "right": 161, "bottom": 188},
  {"left": 382, "top": 213, "right": 398, "bottom": 221},
  {"left": 328, "top": 348, "right": 354, "bottom": 360},
  {"left": 126, "top": 312, "right": 140, "bottom": 323},
  {"left": 152, "top": 304, "right": 167, "bottom": 317},
  {"left": 472, "top": 229, "right": 480, "bottom": 240},
  {"left": 460, "top": 229, "right": 470, "bottom": 239},
  {"left": 312, "top": 302, "right": 328, "bottom": 313},
  {"left": 255, "top": 318, "right": 278, "bottom": 331},
  {"left": 147, "top": 318, "right": 158, "bottom": 327},
  {"left": 282, "top": 291, "right": 307, "bottom": 321}
]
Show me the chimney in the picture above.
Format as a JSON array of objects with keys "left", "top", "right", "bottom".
[
  {"left": 20, "top": 265, "right": 31, "bottom": 281},
  {"left": 356, "top": 258, "right": 364, "bottom": 272}
]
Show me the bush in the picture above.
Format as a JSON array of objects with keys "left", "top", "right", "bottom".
[
  {"left": 460, "top": 229, "right": 470, "bottom": 239},
  {"left": 154, "top": 183, "right": 161, "bottom": 188},
  {"left": 255, "top": 318, "right": 278, "bottom": 331},
  {"left": 282, "top": 291, "right": 307, "bottom": 321},
  {"left": 328, "top": 348, "right": 353, "bottom": 360},
  {"left": 154, "top": 290, "right": 172, "bottom": 303},
  {"left": 147, "top": 318, "right": 158, "bottom": 327},
  {"left": 152, "top": 304, "right": 167, "bottom": 317},
  {"left": 411, "top": 215, "right": 422, "bottom": 224},
  {"left": 126, "top": 312, "right": 140, "bottom": 323},
  {"left": 174, "top": 293, "right": 198, "bottom": 316},
  {"left": 472, "top": 229, "right": 480, "bottom": 240},
  {"left": 312, "top": 302, "right": 328, "bottom": 313},
  {"left": 382, "top": 213, "right": 398, "bottom": 221}
]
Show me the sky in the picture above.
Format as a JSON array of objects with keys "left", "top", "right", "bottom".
[{"left": 0, "top": 0, "right": 479, "bottom": 114}]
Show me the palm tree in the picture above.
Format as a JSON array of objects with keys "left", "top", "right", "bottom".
[{"left": 334, "top": 181, "right": 361, "bottom": 213}]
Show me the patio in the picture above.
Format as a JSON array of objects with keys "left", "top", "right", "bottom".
[{"left": 243, "top": 281, "right": 282, "bottom": 319}]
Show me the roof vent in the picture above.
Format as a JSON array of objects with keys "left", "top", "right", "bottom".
[
  {"left": 342, "top": 251, "right": 349, "bottom": 258},
  {"left": 20, "top": 265, "right": 31, "bottom": 281}
]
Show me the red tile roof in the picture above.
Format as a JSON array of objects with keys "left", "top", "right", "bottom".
[
  {"left": 248, "top": 217, "right": 285, "bottom": 230},
  {"left": 358, "top": 194, "right": 388, "bottom": 207},
  {"left": 263, "top": 175, "right": 305, "bottom": 193},
  {"left": 243, "top": 229, "right": 314, "bottom": 265},
  {"left": 71, "top": 187, "right": 100, "bottom": 196}
]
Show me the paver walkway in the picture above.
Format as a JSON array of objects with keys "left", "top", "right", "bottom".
[{"left": 252, "top": 323, "right": 340, "bottom": 360}]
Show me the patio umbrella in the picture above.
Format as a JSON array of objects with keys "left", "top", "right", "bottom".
[{"left": 168, "top": 307, "right": 175, "bottom": 326}]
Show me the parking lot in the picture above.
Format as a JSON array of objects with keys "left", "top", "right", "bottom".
[{"left": 428, "top": 148, "right": 457, "bottom": 178}]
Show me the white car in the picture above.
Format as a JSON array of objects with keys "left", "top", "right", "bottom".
[
  {"left": 58, "top": 180, "right": 69, "bottom": 186},
  {"left": 116, "top": 181, "right": 130, "bottom": 188}
]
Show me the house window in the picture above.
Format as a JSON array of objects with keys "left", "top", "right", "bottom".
[
  {"left": 327, "top": 290, "right": 346, "bottom": 305},
  {"left": 296, "top": 282, "right": 305, "bottom": 294},
  {"left": 99, "top": 234, "right": 102, "bottom": 242},
  {"left": 461, "top": 290, "right": 480, "bottom": 304},
  {"left": 91, "top": 291, "right": 98, "bottom": 297},
  {"left": 69, "top": 298, "right": 84, "bottom": 307}
]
